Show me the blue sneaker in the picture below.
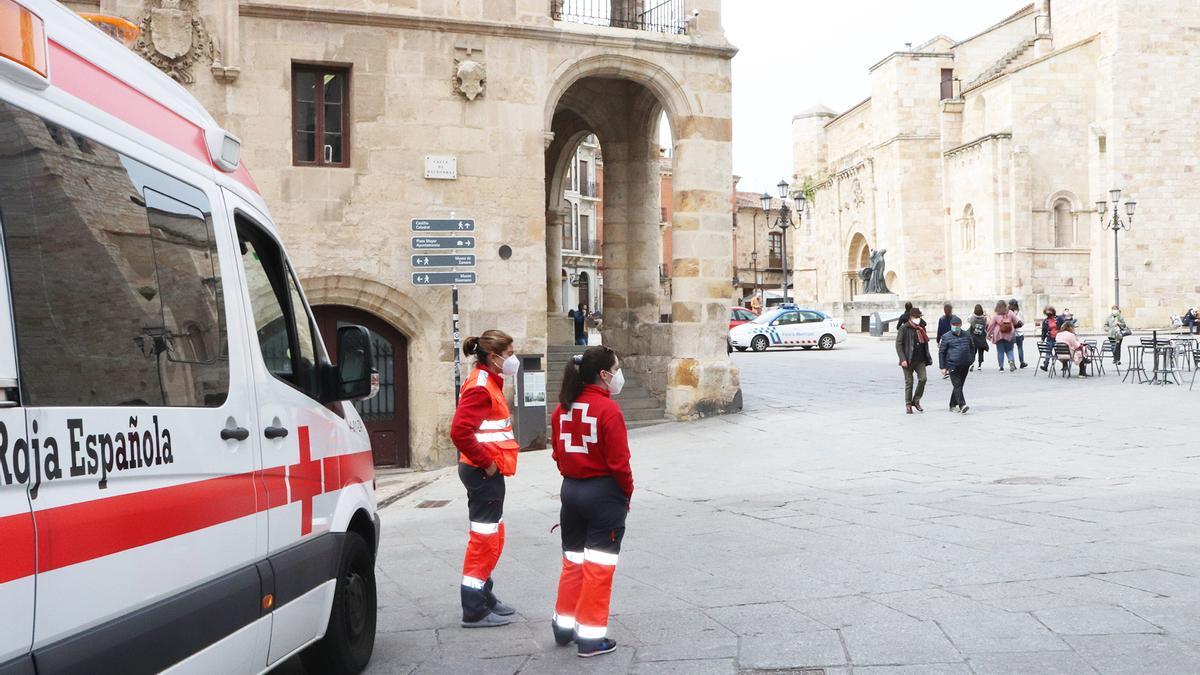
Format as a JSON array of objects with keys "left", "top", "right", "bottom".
[{"left": 577, "top": 637, "right": 618, "bottom": 658}]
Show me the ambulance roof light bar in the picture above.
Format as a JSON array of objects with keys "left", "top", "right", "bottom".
[
  {"left": 0, "top": 0, "right": 49, "bottom": 90},
  {"left": 78, "top": 13, "right": 141, "bottom": 47}
]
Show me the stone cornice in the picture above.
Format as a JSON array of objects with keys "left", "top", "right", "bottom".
[
  {"left": 944, "top": 132, "right": 1012, "bottom": 158},
  {"left": 239, "top": 3, "right": 738, "bottom": 59}
]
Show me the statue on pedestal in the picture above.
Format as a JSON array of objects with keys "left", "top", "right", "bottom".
[{"left": 858, "top": 248, "right": 891, "bottom": 295}]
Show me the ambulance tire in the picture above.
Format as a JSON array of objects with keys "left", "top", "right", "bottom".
[
  {"left": 750, "top": 335, "right": 769, "bottom": 352},
  {"left": 818, "top": 334, "right": 836, "bottom": 350},
  {"left": 801, "top": 346, "right": 813, "bottom": 350},
  {"left": 301, "top": 531, "right": 377, "bottom": 674}
]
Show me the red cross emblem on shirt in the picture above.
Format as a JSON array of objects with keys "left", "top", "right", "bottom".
[
  {"left": 559, "top": 403, "right": 598, "bottom": 454},
  {"left": 288, "top": 426, "right": 323, "bottom": 536}
]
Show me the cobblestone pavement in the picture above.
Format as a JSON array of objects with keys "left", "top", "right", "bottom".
[{"left": 356, "top": 336, "right": 1199, "bottom": 674}]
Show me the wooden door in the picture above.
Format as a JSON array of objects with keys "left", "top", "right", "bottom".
[{"left": 313, "top": 305, "right": 410, "bottom": 467}]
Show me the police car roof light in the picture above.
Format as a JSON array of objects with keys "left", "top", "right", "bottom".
[
  {"left": 0, "top": 0, "right": 49, "bottom": 89},
  {"left": 779, "top": 303, "right": 799, "bottom": 310}
]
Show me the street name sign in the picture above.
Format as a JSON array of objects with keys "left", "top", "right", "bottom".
[
  {"left": 411, "top": 218, "right": 475, "bottom": 232},
  {"left": 412, "top": 254, "right": 476, "bottom": 268},
  {"left": 412, "top": 272, "right": 476, "bottom": 286},
  {"left": 411, "top": 236, "right": 475, "bottom": 250}
]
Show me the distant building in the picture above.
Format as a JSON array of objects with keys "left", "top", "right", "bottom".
[{"left": 793, "top": 0, "right": 1199, "bottom": 329}]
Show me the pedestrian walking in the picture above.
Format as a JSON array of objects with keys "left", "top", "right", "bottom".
[
  {"left": 938, "top": 316, "right": 977, "bottom": 413},
  {"left": 1008, "top": 299, "right": 1028, "bottom": 368},
  {"left": 550, "top": 346, "right": 633, "bottom": 658},
  {"left": 570, "top": 303, "right": 591, "bottom": 346},
  {"left": 987, "top": 300, "right": 1018, "bottom": 372},
  {"left": 895, "top": 307, "right": 932, "bottom": 414},
  {"left": 936, "top": 303, "right": 954, "bottom": 343},
  {"left": 1103, "top": 305, "right": 1130, "bottom": 365},
  {"left": 1039, "top": 307, "right": 1061, "bottom": 371},
  {"left": 450, "top": 330, "right": 521, "bottom": 628},
  {"left": 968, "top": 304, "right": 989, "bottom": 370}
]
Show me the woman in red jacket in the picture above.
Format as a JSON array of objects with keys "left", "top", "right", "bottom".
[
  {"left": 549, "top": 345, "right": 633, "bottom": 658},
  {"left": 450, "top": 330, "right": 521, "bottom": 628}
]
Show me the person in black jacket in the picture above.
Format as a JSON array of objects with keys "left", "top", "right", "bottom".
[
  {"left": 936, "top": 304, "right": 954, "bottom": 343},
  {"left": 895, "top": 307, "right": 933, "bottom": 414},
  {"left": 938, "top": 316, "right": 977, "bottom": 413}
]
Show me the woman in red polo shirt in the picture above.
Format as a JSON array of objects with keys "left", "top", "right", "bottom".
[
  {"left": 548, "top": 345, "right": 633, "bottom": 658},
  {"left": 449, "top": 330, "right": 521, "bottom": 628}
]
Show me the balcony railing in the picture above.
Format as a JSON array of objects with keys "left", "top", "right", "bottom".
[
  {"left": 551, "top": 0, "right": 687, "bottom": 34},
  {"left": 580, "top": 180, "right": 599, "bottom": 198},
  {"left": 767, "top": 254, "right": 783, "bottom": 269}
]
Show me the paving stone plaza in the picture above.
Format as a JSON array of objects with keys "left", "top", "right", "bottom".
[{"left": 330, "top": 336, "right": 1199, "bottom": 674}]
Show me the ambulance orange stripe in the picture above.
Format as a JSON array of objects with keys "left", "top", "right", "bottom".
[
  {"left": 0, "top": 450, "right": 373, "bottom": 585},
  {"left": 46, "top": 40, "right": 260, "bottom": 194}
]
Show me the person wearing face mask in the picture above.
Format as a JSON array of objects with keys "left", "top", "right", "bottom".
[
  {"left": 895, "top": 307, "right": 933, "bottom": 414},
  {"left": 938, "top": 316, "right": 977, "bottom": 413},
  {"left": 549, "top": 346, "right": 633, "bottom": 658},
  {"left": 1103, "top": 305, "right": 1130, "bottom": 365},
  {"left": 450, "top": 330, "right": 521, "bottom": 628}
]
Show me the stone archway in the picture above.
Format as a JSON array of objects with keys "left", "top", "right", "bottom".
[
  {"left": 301, "top": 275, "right": 447, "bottom": 468},
  {"left": 543, "top": 55, "right": 739, "bottom": 419}
]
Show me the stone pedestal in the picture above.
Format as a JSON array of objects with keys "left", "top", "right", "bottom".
[{"left": 548, "top": 314, "right": 575, "bottom": 346}]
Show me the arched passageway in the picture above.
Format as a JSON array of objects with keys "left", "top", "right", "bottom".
[{"left": 543, "top": 58, "right": 741, "bottom": 418}]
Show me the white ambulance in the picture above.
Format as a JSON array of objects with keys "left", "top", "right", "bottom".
[{"left": 0, "top": 1, "right": 380, "bottom": 673}]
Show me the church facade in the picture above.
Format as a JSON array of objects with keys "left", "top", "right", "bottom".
[
  {"left": 71, "top": 0, "right": 740, "bottom": 468},
  {"left": 792, "top": 0, "right": 1200, "bottom": 330}
]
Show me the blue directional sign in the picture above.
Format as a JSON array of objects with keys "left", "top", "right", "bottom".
[
  {"left": 412, "top": 254, "right": 476, "bottom": 268},
  {"left": 412, "top": 236, "right": 475, "bottom": 250},
  {"left": 411, "top": 218, "right": 475, "bottom": 232},
  {"left": 412, "top": 272, "right": 476, "bottom": 286}
]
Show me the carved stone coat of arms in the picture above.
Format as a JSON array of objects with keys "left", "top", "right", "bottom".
[{"left": 132, "top": 0, "right": 213, "bottom": 84}]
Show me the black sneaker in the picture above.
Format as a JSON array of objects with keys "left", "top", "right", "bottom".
[
  {"left": 552, "top": 622, "right": 575, "bottom": 647},
  {"left": 578, "top": 637, "right": 618, "bottom": 658},
  {"left": 1040, "top": 364, "right": 1048, "bottom": 372},
  {"left": 1020, "top": 362, "right": 1029, "bottom": 369},
  {"left": 462, "top": 612, "right": 511, "bottom": 628},
  {"left": 959, "top": 405, "right": 970, "bottom": 414}
]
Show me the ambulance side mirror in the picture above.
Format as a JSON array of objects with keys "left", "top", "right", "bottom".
[{"left": 332, "top": 325, "right": 378, "bottom": 402}]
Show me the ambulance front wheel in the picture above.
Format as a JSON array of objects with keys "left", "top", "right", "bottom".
[
  {"left": 750, "top": 335, "right": 769, "bottom": 352},
  {"left": 301, "top": 531, "right": 377, "bottom": 674},
  {"left": 818, "top": 334, "right": 836, "bottom": 350}
]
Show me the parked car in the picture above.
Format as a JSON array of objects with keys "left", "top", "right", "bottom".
[
  {"left": 730, "top": 306, "right": 757, "bottom": 330},
  {"left": 729, "top": 304, "right": 848, "bottom": 352}
]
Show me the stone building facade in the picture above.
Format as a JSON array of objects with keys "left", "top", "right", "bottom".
[
  {"left": 69, "top": 0, "right": 740, "bottom": 467},
  {"left": 792, "top": 0, "right": 1200, "bottom": 331},
  {"left": 733, "top": 191, "right": 785, "bottom": 308}
]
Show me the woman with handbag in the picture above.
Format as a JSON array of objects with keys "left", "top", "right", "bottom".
[{"left": 1103, "top": 305, "right": 1131, "bottom": 365}]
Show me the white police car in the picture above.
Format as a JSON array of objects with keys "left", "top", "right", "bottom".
[{"left": 729, "top": 304, "right": 848, "bottom": 352}]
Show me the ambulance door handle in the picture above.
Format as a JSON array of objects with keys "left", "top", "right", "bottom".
[
  {"left": 221, "top": 426, "right": 250, "bottom": 441},
  {"left": 264, "top": 426, "right": 289, "bottom": 440}
]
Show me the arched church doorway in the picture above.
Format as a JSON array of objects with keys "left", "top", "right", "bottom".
[{"left": 313, "top": 305, "right": 411, "bottom": 467}]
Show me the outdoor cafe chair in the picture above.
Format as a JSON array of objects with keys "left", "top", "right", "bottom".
[
  {"left": 1083, "top": 341, "right": 1104, "bottom": 377},
  {"left": 1099, "top": 339, "right": 1120, "bottom": 375},
  {"left": 1053, "top": 343, "right": 1074, "bottom": 378},
  {"left": 1035, "top": 341, "right": 1055, "bottom": 378},
  {"left": 1122, "top": 344, "right": 1148, "bottom": 384}
]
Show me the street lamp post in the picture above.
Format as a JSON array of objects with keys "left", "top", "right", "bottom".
[
  {"left": 1096, "top": 188, "right": 1136, "bottom": 308},
  {"left": 760, "top": 180, "right": 806, "bottom": 305}
]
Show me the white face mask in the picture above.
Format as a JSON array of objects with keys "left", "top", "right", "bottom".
[
  {"left": 604, "top": 368, "right": 625, "bottom": 396},
  {"left": 500, "top": 354, "right": 520, "bottom": 377}
]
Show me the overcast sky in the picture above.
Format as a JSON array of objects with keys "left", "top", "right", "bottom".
[{"left": 721, "top": 0, "right": 1029, "bottom": 195}]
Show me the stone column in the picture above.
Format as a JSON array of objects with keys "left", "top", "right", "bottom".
[
  {"left": 667, "top": 110, "right": 741, "bottom": 418},
  {"left": 546, "top": 207, "right": 565, "bottom": 313}
]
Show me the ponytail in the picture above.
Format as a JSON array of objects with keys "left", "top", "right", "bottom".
[
  {"left": 559, "top": 345, "right": 617, "bottom": 408},
  {"left": 462, "top": 329, "right": 513, "bottom": 365}
]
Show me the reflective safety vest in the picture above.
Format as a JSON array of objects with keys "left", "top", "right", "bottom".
[{"left": 459, "top": 368, "right": 520, "bottom": 476}]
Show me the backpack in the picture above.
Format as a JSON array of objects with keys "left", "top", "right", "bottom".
[{"left": 1000, "top": 317, "right": 1013, "bottom": 333}]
